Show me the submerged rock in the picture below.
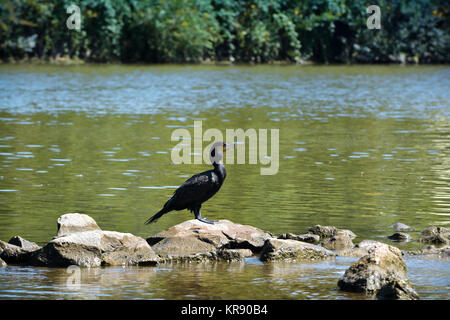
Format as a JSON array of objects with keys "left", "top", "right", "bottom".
[
  {"left": 391, "top": 223, "right": 415, "bottom": 232},
  {"left": 419, "top": 226, "right": 449, "bottom": 245},
  {"left": 147, "top": 219, "right": 272, "bottom": 259},
  {"left": 259, "top": 238, "right": 335, "bottom": 262},
  {"left": 337, "top": 241, "right": 419, "bottom": 300}
]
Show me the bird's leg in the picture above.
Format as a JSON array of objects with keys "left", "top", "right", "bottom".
[{"left": 194, "top": 205, "right": 216, "bottom": 224}]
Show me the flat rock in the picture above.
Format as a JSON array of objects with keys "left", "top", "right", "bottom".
[
  {"left": 147, "top": 219, "right": 272, "bottom": 258},
  {"left": 56, "top": 213, "right": 101, "bottom": 237},
  {"left": 337, "top": 241, "right": 419, "bottom": 300},
  {"left": 259, "top": 238, "right": 336, "bottom": 262},
  {"left": 32, "top": 229, "right": 160, "bottom": 267}
]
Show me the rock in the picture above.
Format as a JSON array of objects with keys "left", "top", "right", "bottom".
[
  {"left": 0, "top": 257, "right": 6, "bottom": 267},
  {"left": 259, "top": 239, "right": 336, "bottom": 262},
  {"left": 56, "top": 213, "right": 101, "bottom": 237},
  {"left": 404, "top": 245, "right": 450, "bottom": 256},
  {"left": 338, "top": 240, "right": 388, "bottom": 258},
  {"left": 337, "top": 241, "right": 419, "bottom": 300},
  {"left": 323, "top": 230, "right": 354, "bottom": 251},
  {"left": 161, "top": 249, "right": 248, "bottom": 264},
  {"left": 387, "top": 232, "right": 411, "bottom": 242},
  {"left": 391, "top": 223, "right": 415, "bottom": 232},
  {"left": 278, "top": 233, "right": 320, "bottom": 244},
  {"left": 0, "top": 240, "right": 37, "bottom": 264},
  {"left": 151, "top": 236, "right": 216, "bottom": 256},
  {"left": 308, "top": 225, "right": 337, "bottom": 239},
  {"left": 308, "top": 225, "right": 356, "bottom": 240},
  {"left": 32, "top": 229, "right": 160, "bottom": 267},
  {"left": 297, "top": 234, "right": 321, "bottom": 244},
  {"left": 8, "top": 236, "right": 41, "bottom": 251},
  {"left": 147, "top": 219, "right": 272, "bottom": 259},
  {"left": 419, "top": 226, "right": 449, "bottom": 245},
  {"left": 278, "top": 233, "right": 298, "bottom": 240}
]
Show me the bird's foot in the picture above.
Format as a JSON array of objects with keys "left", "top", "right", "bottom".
[{"left": 196, "top": 217, "right": 216, "bottom": 224}]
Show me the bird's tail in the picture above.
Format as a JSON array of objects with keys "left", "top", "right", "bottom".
[{"left": 144, "top": 208, "right": 167, "bottom": 225}]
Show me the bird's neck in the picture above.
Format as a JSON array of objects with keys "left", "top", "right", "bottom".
[{"left": 213, "top": 162, "right": 226, "bottom": 182}]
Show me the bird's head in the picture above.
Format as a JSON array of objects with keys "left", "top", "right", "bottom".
[{"left": 210, "top": 141, "right": 230, "bottom": 165}]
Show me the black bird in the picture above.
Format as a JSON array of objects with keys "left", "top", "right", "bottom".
[{"left": 145, "top": 141, "right": 228, "bottom": 225}]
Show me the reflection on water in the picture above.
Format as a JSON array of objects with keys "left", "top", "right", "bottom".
[
  {"left": 0, "top": 256, "right": 448, "bottom": 300},
  {"left": 0, "top": 65, "right": 449, "bottom": 299}
]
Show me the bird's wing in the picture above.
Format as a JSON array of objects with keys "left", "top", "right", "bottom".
[{"left": 168, "top": 170, "right": 219, "bottom": 209}]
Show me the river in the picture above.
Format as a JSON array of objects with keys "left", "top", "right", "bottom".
[{"left": 0, "top": 64, "right": 448, "bottom": 299}]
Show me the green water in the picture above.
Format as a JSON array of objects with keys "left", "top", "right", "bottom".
[{"left": 0, "top": 64, "right": 449, "bottom": 299}]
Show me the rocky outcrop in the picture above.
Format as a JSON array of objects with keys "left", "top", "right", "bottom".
[
  {"left": 147, "top": 219, "right": 272, "bottom": 259},
  {"left": 337, "top": 241, "right": 419, "bottom": 300},
  {"left": 0, "top": 257, "right": 6, "bottom": 267},
  {"left": 30, "top": 213, "right": 159, "bottom": 267},
  {"left": 419, "top": 226, "right": 449, "bottom": 245},
  {"left": 259, "top": 238, "right": 336, "bottom": 262}
]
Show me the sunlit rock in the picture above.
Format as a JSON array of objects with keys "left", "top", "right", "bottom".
[
  {"left": 259, "top": 238, "right": 336, "bottom": 262},
  {"left": 338, "top": 241, "right": 419, "bottom": 300}
]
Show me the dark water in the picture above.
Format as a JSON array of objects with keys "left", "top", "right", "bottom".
[{"left": 0, "top": 64, "right": 449, "bottom": 299}]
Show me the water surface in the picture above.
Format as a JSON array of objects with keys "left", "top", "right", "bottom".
[{"left": 0, "top": 64, "right": 449, "bottom": 299}]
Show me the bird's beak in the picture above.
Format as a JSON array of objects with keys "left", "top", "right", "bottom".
[{"left": 223, "top": 143, "right": 233, "bottom": 153}]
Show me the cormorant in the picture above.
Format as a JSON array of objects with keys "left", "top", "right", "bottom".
[{"left": 145, "top": 141, "right": 228, "bottom": 225}]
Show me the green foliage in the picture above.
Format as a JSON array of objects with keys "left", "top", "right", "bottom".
[{"left": 0, "top": 0, "right": 448, "bottom": 63}]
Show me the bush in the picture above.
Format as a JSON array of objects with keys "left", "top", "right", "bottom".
[{"left": 0, "top": 0, "right": 448, "bottom": 63}]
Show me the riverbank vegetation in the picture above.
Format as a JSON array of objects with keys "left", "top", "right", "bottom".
[{"left": 0, "top": 0, "right": 449, "bottom": 64}]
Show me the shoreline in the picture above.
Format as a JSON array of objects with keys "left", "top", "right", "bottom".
[{"left": 2, "top": 56, "right": 449, "bottom": 67}]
